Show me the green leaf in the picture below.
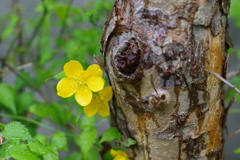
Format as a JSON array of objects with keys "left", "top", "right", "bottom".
[
  {"left": 65, "top": 40, "right": 80, "bottom": 60},
  {"left": 30, "top": 104, "right": 61, "bottom": 124},
  {"left": 234, "top": 147, "right": 240, "bottom": 154},
  {"left": 51, "top": 103, "right": 70, "bottom": 126},
  {"left": 16, "top": 92, "right": 34, "bottom": 115},
  {"left": 36, "top": 0, "right": 55, "bottom": 12},
  {"left": 34, "top": 134, "right": 47, "bottom": 145},
  {"left": 0, "top": 123, "right": 5, "bottom": 130},
  {"left": 10, "top": 149, "right": 41, "bottom": 160},
  {"left": 81, "top": 114, "right": 95, "bottom": 130},
  {"left": 50, "top": 132, "right": 67, "bottom": 151},
  {"left": 77, "top": 129, "right": 97, "bottom": 158},
  {"left": 0, "top": 83, "right": 16, "bottom": 114},
  {"left": 43, "top": 144, "right": 59, "bottom": 160},
  {"left": 45, "top": 71, "right": 66, "bottom": 82},
  {"left": 95, "top": 139, "right": 103, "bottom": 151},
  {"left": 100, "top": 127, "right": 121, "bottom": 143},
  {"left": 29, "top": 104, "right": 48, "bottom": 117},
  {"left": 15, "top": 71, "right": 31, "bottom": 91},
  {"left": 62, "top": 152, "right": 83, "bottom": 160},
  {"left": 1, "top": 15, "right": 19, "bottom": 40},
  {"left": 55, "top": 4, "right": 68, "bottom": 22},
  {"left": 2, "top": 122, "right": 33, "bottom": 141},
  {"left": 28, "top": 140, "right": 50, "bottom": 156},
  {"left": 39, "top": 35, "right": 52, "bottom": 64},
  {"left": 230, "top": 0, "right": 240, "bottom": 18},
  {"left": 0, "top": 140, "right": 21, "bottom": 159},
  {"left": 76, "top": 106, "right": 84, "bottom": 121},
  {"left": 227, "top": 48, "right": 234, "bottom": 55},
  {"left": 104, "top": 150, "right": 113, "bottom": 160},
  {"left": 53, "top": 71, "right": 66, "bottom": 79},
  {"left": 122, "top": 138, "right": 137, "bottom": 147},
  {"left": 86, "top": 148, "right": 99, "bottom": 160}
]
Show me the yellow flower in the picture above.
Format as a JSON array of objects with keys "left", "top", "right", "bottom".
[
  {"left": 84, "top": 86, "right": 113, "bottom": 117},
  {"left": 110, "top": 149, "right": 129, "bottom": 160},
  {"left": 56, "top": 60, "right": 104, "bottom": 106}
]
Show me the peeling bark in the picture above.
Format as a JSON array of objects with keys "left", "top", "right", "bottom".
[{"left": 101, "top": 0, "right": 230, "bottom": 159}]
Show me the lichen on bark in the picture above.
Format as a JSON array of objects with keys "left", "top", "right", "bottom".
[{"left": 101, "top": 0, "right": 229, "bottom": 159}]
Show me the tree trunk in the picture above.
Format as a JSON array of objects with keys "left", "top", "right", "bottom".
[{"left": 101, "top": 0, "right": 230, "bottom": 159}]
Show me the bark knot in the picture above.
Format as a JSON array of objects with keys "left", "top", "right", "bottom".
[
  {"left": 148, "top": 89, "right": 171, "bottom": 109},
  {"left": 117, "top": 39, "right": 140, "bottom": 75}
]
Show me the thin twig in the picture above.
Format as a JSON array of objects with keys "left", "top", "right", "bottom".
[
  {"left": 5, "top": 38, "right": 17, "bottom": 59},
  {"left": 0, "top": 59, "right": 50, "bottom": 103},
  {"left": 227, "top": 67, "right": 240, "bottom": 79},
  {"left": 226, "top": 94, "right": 238, "bottom": 111},
  {"left": 210, "top": 71, "right": 240, "bottom": 94},
  {"left": 226, "top": 128, "right": 240, "bottom": 141},
  {"left": 94, "top": 55, "right": 107, "bottom": 72},
  {"left": 151, "top": 75, "right": 158, "bottom": 95},
  {"left": 224, "top": 94, "right": 238, "bottom": 135},
  {"left": 0, "top": 62, "right": 33, "bottom": 77},
  {"left": 66, "top": 122, "right": 80, "bottom": 134}
]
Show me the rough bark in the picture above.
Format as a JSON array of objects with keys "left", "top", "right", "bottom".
[{"left": 100, "top": 0, "right": 230, "bottom": 159}]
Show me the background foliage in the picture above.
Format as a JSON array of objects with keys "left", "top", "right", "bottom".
[
  {"left": 0, "top": 0, "right": 119, "bottom": 159},
  {"left": 0, "top": 0, "right": 240, "bottom": 159}
]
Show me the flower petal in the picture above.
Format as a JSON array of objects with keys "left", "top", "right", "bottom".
[
  {"left": 86, "top": 76, "right": 104, "bottom": 92},
  {"left": 84, "top": 96, "right": 98, "bottom": 116},
  {"left": 116, "top": 150, "right": 128, "bottom": 157},
  {"left": 56, "top": 78, "right": 77, "bottom": 98},
  {"left": 114, "top": 155, "right": 127, "bottom": 160},
  {"left": 110, "top": 149, "right": 118, "bottom": 157},
  {"left": 97, "top": 101, "right": 110, "bottom": 117},
  {"left": 110, "top": 150, "right": 128, "bottom": 160},
  {"left": 75, "top": 86, "right": 92, "bottom": 106},
  {"left": 99, "top": 86, "right": 113, "bottom": 101},
  {"left": 86, "top": 64, "right": 103, "bottom": 77},
  {"left": 64, "top": 60, "right": 83, "bottom": 78}
]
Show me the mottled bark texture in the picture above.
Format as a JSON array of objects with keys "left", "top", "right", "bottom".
[{"left": 100, "top": 0, "right": 231, "bottom": 159}]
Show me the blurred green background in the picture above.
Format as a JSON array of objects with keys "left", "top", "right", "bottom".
[{"left": 0, "top": 0, "right": 114, "bottom": 159}]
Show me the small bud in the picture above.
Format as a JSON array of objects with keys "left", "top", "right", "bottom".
[{"left": 148, "top": 89, "right": 171, "bottom": 109}]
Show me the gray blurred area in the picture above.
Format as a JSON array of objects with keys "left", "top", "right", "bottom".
[
  {"left": 224, "top": 19, "right": 240, "bottom": 160},
  {"left": 0, "top": 0, "right": 240, "bottom": 159}
]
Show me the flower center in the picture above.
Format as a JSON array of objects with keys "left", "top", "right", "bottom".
[
  {"left": 93, "top": 95, "right": 104, "bottom": 109},
  {"left": 73, "top": 77, "right": 86, "bottom": 88}
]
